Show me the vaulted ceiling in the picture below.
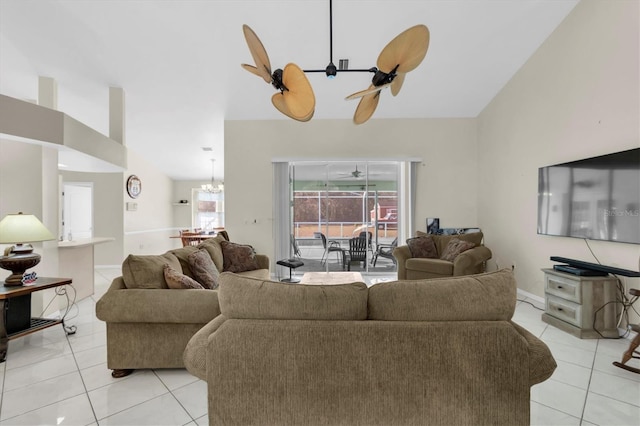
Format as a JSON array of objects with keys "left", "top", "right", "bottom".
[{"left": 0, "top": 0, "right": 579, "bottom": 180}]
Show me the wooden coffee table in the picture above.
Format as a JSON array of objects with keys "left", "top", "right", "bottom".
[{"left": 299, "top": 271, "right": 364, "bottom": 285}]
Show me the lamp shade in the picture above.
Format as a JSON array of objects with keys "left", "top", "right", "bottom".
[{"left": 0, "top": 212, "right": 55, "bottom": 244}]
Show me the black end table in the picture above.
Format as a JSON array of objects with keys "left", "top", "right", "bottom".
[{"left": 276, "top": 259, "right": 304, "bottom": 283}]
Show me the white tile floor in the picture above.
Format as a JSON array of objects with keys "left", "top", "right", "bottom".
[{"left": 0, "top": 268, "right": 638, "bottom": 425}]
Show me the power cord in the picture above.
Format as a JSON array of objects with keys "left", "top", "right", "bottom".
[
  {"left": 517, "top": 299, "right": 544, "bottom": 311},
  {"left": 584, "top": 239, "right": 637, "bottom": 339}
]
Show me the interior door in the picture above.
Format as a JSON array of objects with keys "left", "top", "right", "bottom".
[{"left": 63, "top": 183, "right": 93, "bottom": 240}]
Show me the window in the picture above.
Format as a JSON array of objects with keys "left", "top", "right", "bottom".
[{"left": 192, "top": 189, "right": 224, "bottom": 231}]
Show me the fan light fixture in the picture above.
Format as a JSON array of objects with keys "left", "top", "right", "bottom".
[
  {"left": 241, "top": 0, "right": 430, "bottom": 124},
  {"left": 202, "top": 159, "right": 224, "bottom": 193},
  {"left": 0, "top": 212, "right": 55, "bottom": 285}
]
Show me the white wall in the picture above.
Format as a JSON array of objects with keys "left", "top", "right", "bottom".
[
  {"left": 123, "top": 149, "right": 177, "bottom": 256},
  {"left": 477, "top": 0, "right": 640, "bottom": 301},
  {"left": 225, "top": 118, "right": 478, "bottom": 263},
  {"left": 0, "top": 139, "right": 60, "bottom": 314},
  {"left": 60, "top": 170, "right": 124, "bottom": 265}
]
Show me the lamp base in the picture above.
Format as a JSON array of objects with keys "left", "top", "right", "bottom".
[{"left": 0, "top": 253, "right": 41, "bottom": 286}]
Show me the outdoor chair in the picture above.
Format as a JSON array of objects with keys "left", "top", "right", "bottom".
[
  {"left": 358, "top": 231, "right": 374, "bottom": 257},
  {"left": 371, "top": 237, "right": 398, "bottom": 266},
  {"left": 345, "top": 236, "right": 368, "bottom": 271},
  {"left": 318, "top": 232, "right": 344, "bottom": 266}
]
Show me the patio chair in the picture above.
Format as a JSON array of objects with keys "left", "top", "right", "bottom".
[
  {"left": 318, "top": 233, "right": 344, "bottom": 266},
  {"left": 371, "top": 237, "right": 398, "bottom": 266},
  {"left": 358, "top": 231, "right": 374, "bottom": 257},
  {"left": 290, "top": 234, "right": 302, "bottom": 258},
  {"left": 345, "top": 236, "right": 368, "bottom": 271}
]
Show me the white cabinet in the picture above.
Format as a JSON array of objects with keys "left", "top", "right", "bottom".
[{"left": 541, "top": 268, "right": 620, "bottom": 338}]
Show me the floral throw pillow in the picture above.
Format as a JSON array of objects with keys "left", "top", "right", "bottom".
[
  {"left": 440, "top": 238, "right": 476, "bottom": 262},
  {"left": 406, "top": 236, "right": 438, "bottom": 258},
  {"left": 163, "top": 264, "right": 205, "bottom": 289},
  {"left": 221, "top": 241, "right": 260, "bottom": 273},
  {"left": 188, "top": 249, "right": 220, "bottom": 289}
]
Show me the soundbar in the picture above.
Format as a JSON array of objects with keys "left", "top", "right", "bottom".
[{"left": 550, "top": 256, "right": 640, "bottom": 277}]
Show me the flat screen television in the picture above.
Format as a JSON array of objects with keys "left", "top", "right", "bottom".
[{"left": 537, "top": 148, "right": 640, "bottom": 244}]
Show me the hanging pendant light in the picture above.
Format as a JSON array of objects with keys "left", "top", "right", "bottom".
[{"left": 202, "top": 159, "right": 224, "bottom": 193}]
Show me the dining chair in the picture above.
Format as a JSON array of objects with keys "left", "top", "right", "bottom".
[{"left": 180, "top": 232, "right": 202, "bottom": 247}]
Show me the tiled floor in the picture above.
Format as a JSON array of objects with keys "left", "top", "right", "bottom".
[{"left": 0, "top": 268, "right": 638, "bottom": 425}]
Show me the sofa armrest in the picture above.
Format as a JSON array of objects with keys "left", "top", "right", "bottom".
[
  {"left": 452, "top": 246, "right": 492, "bottom": 276},
  {"left": 96, "top": 276, "right": 221, "bottom": 324},
  {"left": 510, "top": 321, "right": 557, "bottom": 386},
  {"left": 392, "top": 245, "right": 412, "bottom": 280},
  {"left": 256, "top": 254, "right": 269, "bottom": 271}
]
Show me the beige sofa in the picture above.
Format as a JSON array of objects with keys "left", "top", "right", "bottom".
[
  {"left": 184, "top": 269, "right": 556, "bottom": 426},
  {"left": 394, "top": 231, "right": 492, "bottom": 279},
  {"left": 96, "top": 235, "right": 269, "bottom": 377}
]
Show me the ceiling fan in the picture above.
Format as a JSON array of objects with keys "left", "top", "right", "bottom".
[
  {"left": 240, "top": 25, "right": 315, "bottom": 122},
  {"left": 241, "top": 0, "right": 429, "bottom": 125},
  {"left": 346, "top": 25, "right": 430, "bottom": 124}
]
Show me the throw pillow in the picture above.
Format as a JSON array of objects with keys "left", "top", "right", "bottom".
[
  {"left": 163, "top": 264, "right": 205, "bottom": 289},
  {"left": 221, "top": 241, "right": 260, "bottom": 273},
  {"left": 406, "top": 236, "right": 438, "bottom": 258},
  {"left": 440, "top": 238, "right": 476, "bottom": 262},
  {"left": 122, "top": 252, "right": 181, "bottom": 289},
  {"left": 188, "top": 249, "right": 220, "bottom": 289}
]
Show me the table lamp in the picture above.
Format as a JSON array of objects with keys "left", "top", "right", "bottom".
[{"left": 0, "top": 212, "right": 55, "bottom": 286}]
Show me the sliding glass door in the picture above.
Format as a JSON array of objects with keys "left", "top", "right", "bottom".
[{"left": 289, "top": 161, "right": 399, "bottom": 274}]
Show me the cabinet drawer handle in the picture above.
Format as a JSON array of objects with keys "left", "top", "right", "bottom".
[{"left": 557, "top": 286, "right": 563, "bottom": 289}]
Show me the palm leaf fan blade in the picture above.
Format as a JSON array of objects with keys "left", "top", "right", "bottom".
[
  {"left": 377, "top": 24, "right": 430, "bottom": 74},
  {"left": 353, "top": 91, "right": 380, "bottom": 125},
  {"left": 282, "top": 63, "right": 315, "bottom": 121},
  {"left": 390, "top": 73, "right": 405, "bottom": 96},
  {"left": 242, "top": 24, "right": 272, "bottom": 83}
]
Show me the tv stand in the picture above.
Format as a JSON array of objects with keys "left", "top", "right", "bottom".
[{"left": 541, "top": 268, "right": 620, "bottom": 339}]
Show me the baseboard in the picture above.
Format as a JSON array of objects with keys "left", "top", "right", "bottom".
[{"left": 516, "top": 288, "right": 544, "bottom": 305}]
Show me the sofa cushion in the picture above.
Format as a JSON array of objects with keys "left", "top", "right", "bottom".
[
  {"left": 406, "top": 235, "right": 438, "bottom": 258},
  {"left": 163, "top": 264, "right": 205, "bottom": 289},
  {"left": 188, "top": 249, "right": 220, "bottom": 289},
  {"left": 197, "top": 234, "right": 228, "bottom": 271},
  {"left": 122, "top": 252, "right": 181, "bottom": 289},
  {"left": 169, "top": 246, "right": 199, "bottom": 279},
  {"left": 406, "top": 257, "right": 453, "bottom": 276},
  {"left": 221, "top": 241, "right": 260, "bottom": 273},
  {"left": 440, "top": 238, "right": 476, "bottom": 262},
  {"left": 218, "top": 273, "right": 368, "bottom": 320},
  {"left": 368, "top": 269, "right": 516, "bottom": 321},
  {"left": 416, "top": 230, "right": 483, "bottom": 256}
]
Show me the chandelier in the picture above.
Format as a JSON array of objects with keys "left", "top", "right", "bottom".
[{"left": 202, "top": 159, "right": 224, "bottom": 193}]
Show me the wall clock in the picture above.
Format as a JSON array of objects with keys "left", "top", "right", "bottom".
[{"left": 126, "top": 175, "right": 142, "bottom": 199}]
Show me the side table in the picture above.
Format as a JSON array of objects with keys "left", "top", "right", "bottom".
[
  {"left": 0, "top": 277, "right": 75, "bottom": 362},
  {"left": 276, "top": 259, "right": 304, "bottom": 283}
]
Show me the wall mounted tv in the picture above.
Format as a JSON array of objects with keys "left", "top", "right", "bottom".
[{"left": 537, "top": 147, "right": 640, "bottom": 244}]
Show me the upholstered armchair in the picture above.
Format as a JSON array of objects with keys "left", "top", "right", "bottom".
[{"left": 393, "top": 231, "right": 492, "bottom": 280}]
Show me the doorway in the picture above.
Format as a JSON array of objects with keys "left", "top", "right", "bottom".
[
  {"left": 62, "top": 183, "right": 93, "bottom": 240},
  {"left": 288, "top": 161, "right": 399, "bottom": 274}
]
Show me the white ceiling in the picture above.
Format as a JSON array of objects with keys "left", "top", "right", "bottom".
[{"left": 0, "top": 0, "right": 579, "bottom": 180}]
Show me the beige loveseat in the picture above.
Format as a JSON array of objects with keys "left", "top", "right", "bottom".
[
  {"left": 96, "top": 234, "right": 269, "bottom": 377},
  {"left": 184, "top": 269, "right": 556, "bottom": 425},
  {"left": 394, "top": 231, "right": 492, "bottom": 279}
]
